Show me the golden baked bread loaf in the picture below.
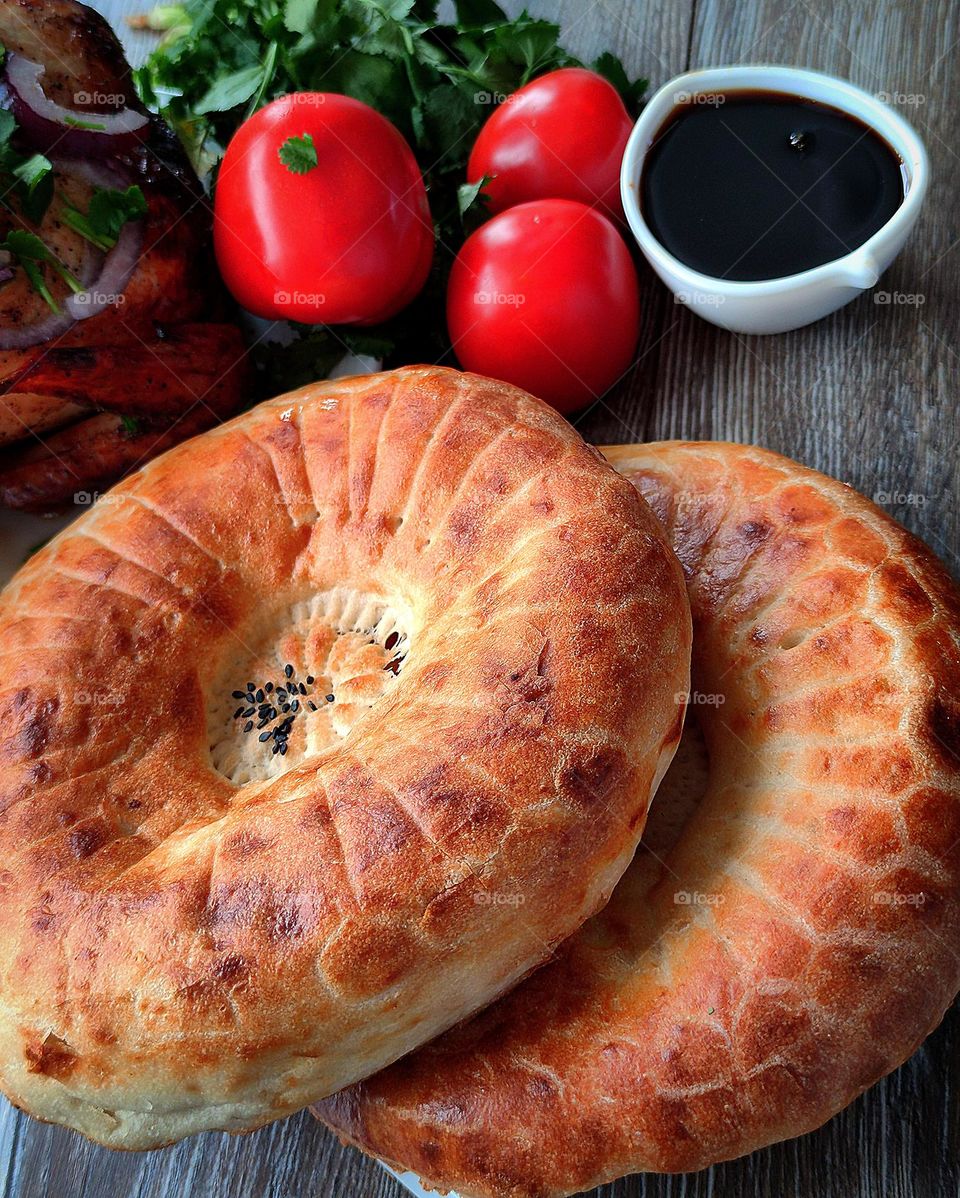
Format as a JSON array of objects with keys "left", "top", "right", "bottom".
[
  {"left": 0, "top": 368, "right": 691, "bottom": 1148},
  {"left": 315, "top": 441, "right": 960, "bottom": 1197}
]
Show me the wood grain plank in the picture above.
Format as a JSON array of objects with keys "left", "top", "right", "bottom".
[
  {"left": 1, "top": 1, "right": 958, "bottom": 1196},
  {"left": 580, "top": 1, "right": 960, "bottom": 1193}
]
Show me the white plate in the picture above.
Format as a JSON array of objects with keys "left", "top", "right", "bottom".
[{"left": 380, "top": 1162, "right": 460, "bottom": 1197}]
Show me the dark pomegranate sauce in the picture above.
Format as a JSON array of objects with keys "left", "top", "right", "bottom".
[{"left": 640, "top": 91, "right": 905, "bottom": 281}]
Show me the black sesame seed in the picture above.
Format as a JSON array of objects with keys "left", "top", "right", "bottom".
[
  {"left": 280, "top": 743, "right": 287, "bottom": 756},
  {"left": 232, "top": 690, "right": 245, "bottom": 700},
  {"left": 265, "top": 682, "right": 274, "bottom": 693},
  {"left": 244, "top": 721, "right": 253, "bottom": 733},
  {"left": 259, "top": 730, "right": 272, "bottom": 742},
  {"left": 257, "top": 718, "right": 269, "bottom": 730},
  {"left": 276, "top": 689, "right": 287, "bottom": 701},
  {"left": 233, "top": 706, "right": 244, "bottom": 719},
  {"left": 298, "top": 682, "right": 307, "bottom": 695},
  {"left": 326, "top": 694, "right": 335, "bottom": 703},
  {"left": 256, "top": 688, "right": 265, "bottom": 703},
  {"left": 306, "top": 675, "right": 315, "bottom": 685},
  {"left": 308, "top": 701, "right": 317, "bottom": 711},
  {"left": 272, "top": 742, "right": 281, "bottom": 755},
  {"left": 291, "top": 700, "right": 300, "bottom": 713},
  {"left": 385, "top": 631, "right": 399, "bottom": 651},
  {"left": 285, "top": 663, "right": 294, "bottom": 678},
  {"left": 247, "top": 682, "right": 255, "bottom": 692},
  {"left": 243, "top": 706, "right": 255, "bottom": 717}
]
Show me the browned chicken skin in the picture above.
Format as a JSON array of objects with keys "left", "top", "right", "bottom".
[
  {"left": 1, "top": 324, "right": 247, "bottom": 416},
  {"left": 0, "top": 336, "right": 248, "bottom": 509},
  {"left": 0, "top": 0, "right": 249, "bottom": 510},
  {"left": 0, "top": 0, "right": 133, "bottom": 110}
]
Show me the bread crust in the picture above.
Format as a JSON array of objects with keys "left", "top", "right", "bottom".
[
  {"left": 0, "top": 369, "right": 690, "bottom": 1148},
  {"left": 314, "top": 441, "right": 960, "bottom": 1196}
]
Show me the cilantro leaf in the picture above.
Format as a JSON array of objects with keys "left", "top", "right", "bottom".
[
  {"left": 457, "top": 176, "right": 491, "bottom": 232},
  {"left": 63, "top": 185, "right": 148, "bottom": 252},
  {"left": 421, "top": 83, "right": 478, "bottom": 159},
  {"left": 257, "top": 325, "right": 398, "bottom": 394},
  {"left": 278, "top": 133, "right": 318, "bottom": 174},
  {"left": 317, "top": 49, "right": 408, "bottom": 124},
  {"left": 4, "top": 232, "right": 59, "bottom": 268},
  {"left": 457, "top": 177, "right": 487, "bottom": 217},
  {"left": 0, "top": 109, "right": 54, "bottom": 222},
  {"left": 491, "top": 18, "right": 573, "bottom": 84},
  {"left": 592, "top": 51, "right": 648, "bottom": 114},
  {"left": 11, "top": 152, "right": 53, "bottom": 222},
  {"left": 195, "top": 64, "right": 264, "bottom": 115},
  {"left": 455, "top": 0, "right": 507, "bottom": 24},
  {"left": 0, "top": 230, "right": 82, "bottom": 313},
  {"left": 283, "top": 0, "right": 320, "bottom": 35},
  {"left": 12, "top": 152, "right": 52, "bottom": 189},
  {"left": 62, "top": 115, "right": 108, "bottom": 131}
]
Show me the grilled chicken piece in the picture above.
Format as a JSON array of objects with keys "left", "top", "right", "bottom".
[
  {"left": 0, "top": 324, "right": 247, "bottom": 425},
  {"left": 0, "top": 0, "right": 132, "bottom": 111},
  {"left": 0, "top": 165, "right": 106, "bottom": 332},
  {"left": 0, "top": 155, "right": 214, "bottom": 346},
  {"left": 0, "top": 0, "right": 247, "bottom": 507},
  {"left": 0, "top": 392, "right": 86, "bottom": 443},
  {"left": 0, "top": 333, "right": 249, "bottom": 510},
  {"left": 0, "top": 411, "right": 212, "bottom": 511}
]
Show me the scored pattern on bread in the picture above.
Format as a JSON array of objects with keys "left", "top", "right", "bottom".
[
  {"left": 314, "top": 440, "right": 960, "bottom": 1198},
  {"left": 0, "top": 368, "right": 690, "bottom": 1149}
]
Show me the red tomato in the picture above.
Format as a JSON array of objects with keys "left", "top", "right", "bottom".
[
  {"left": 467, "top": 68, "right": 633, "bottom": 221},
  {"left": 214, "top": 93, "right": 433, "bottom": 325},
  {"left": 447, "top": 199, "right": 640, "bottom": 413}
]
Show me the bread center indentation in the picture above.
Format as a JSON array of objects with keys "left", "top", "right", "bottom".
[{"left": 207, "top": 588, "right": 410, "bottom": 784}]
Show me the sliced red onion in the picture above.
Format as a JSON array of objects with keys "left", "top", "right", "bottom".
[
  {"left": 0, "top": 300, "right": 77, "bottom": 349},
  {"left": 3, "top": 54, "right": 148, "bottom": 157},
  {"left": 0, "top": 158, "right": 144, "bottom": 350},
  {"left": 64, "top": 215, "right": 142, "bottom": 322},
  {"left": 0, "top": 249, "right": 11, "bottom": 284},
  {"left": 57, "top": 154, "right": 134, "bottom": 192},
  {"left": 0, "top": 235, "right": 102, "bottom": 349}
]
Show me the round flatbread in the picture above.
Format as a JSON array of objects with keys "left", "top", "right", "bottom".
[
  {"left": 0, "top": 369, "right": 689, "bottom": 1148},
  {"left": 316, "top": 441, "right": 960, "bottom": 1197}
]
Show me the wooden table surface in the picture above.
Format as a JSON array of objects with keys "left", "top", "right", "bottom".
[{"left": 3, "top": 0, "right": 960, "bottom": 1195}]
